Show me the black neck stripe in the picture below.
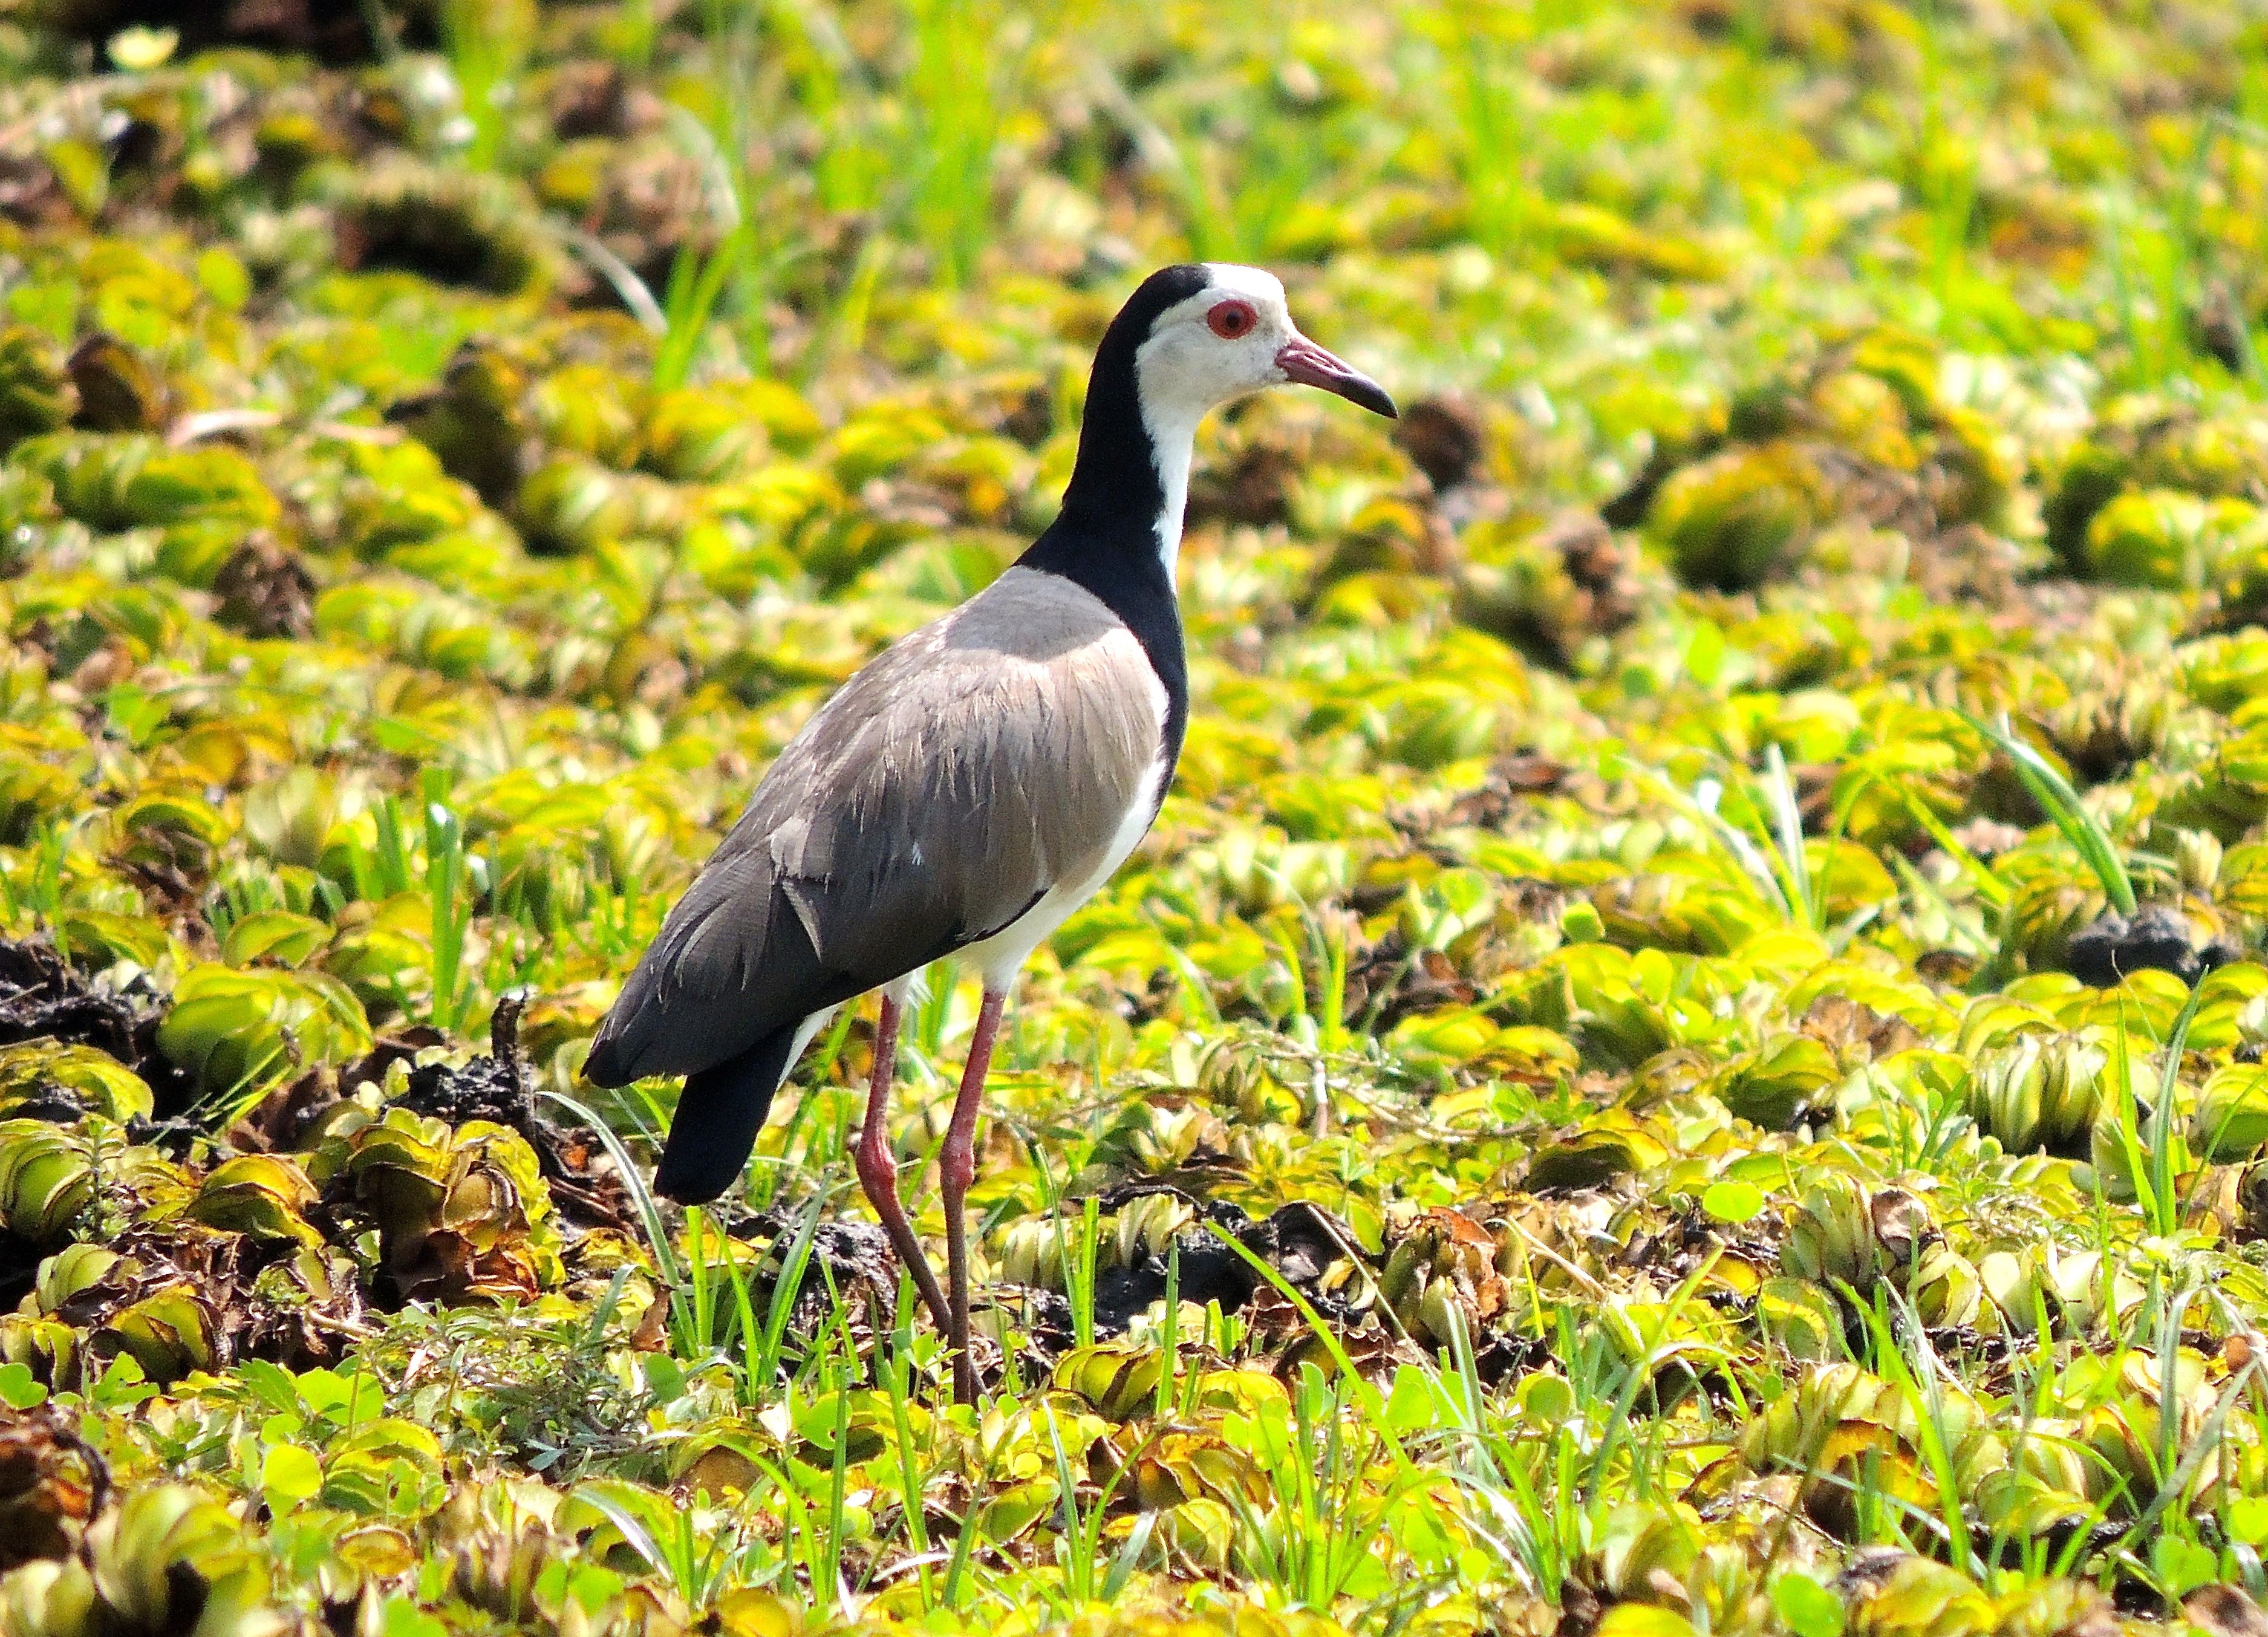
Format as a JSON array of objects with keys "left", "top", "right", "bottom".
[{"left": 1014, "top": 264, "right": 1208, "bottom": 768}]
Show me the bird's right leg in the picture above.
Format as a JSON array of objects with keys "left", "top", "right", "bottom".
[{"left": 855, "top": 994, "right": 954, "bottom": 1338}]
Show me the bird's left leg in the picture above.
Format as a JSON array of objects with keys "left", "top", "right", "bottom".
[
  {"left": 940, "top": 987, "right": 1006, "bottom": 1405},
  {"left": 856, "top": 994, "right": 953, "bottom": 1339}
]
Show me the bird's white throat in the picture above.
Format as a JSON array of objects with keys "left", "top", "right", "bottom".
[
  {"left": 1129, "top": 264, "right": 1296, "bottom": 581},
  {"left": 1136, "top": 392, "right": 1201, "bottom": 579}
]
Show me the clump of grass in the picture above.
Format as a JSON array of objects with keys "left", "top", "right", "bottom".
[
  {"left": 438, "top": 0, "right": 535, "bottom": 174},
  {"left": 1966, "top": 711, "right": 2137, "bottom": 915}
]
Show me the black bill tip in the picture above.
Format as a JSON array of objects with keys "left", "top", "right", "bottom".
[{"left": 1277, "top": 334, "right": 1397, "bottom": 418}]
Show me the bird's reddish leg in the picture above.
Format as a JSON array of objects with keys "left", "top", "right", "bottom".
[
  {"left": 941, "top": 988, "right": 1006, "bottom": 1405},
  {"left": 856, "top": 995, "right": 953, "bottom": 1339}
]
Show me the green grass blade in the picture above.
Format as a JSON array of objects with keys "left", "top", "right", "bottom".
[{"left": 1963, "top": 711, "right": 2136, "bottom": 914}]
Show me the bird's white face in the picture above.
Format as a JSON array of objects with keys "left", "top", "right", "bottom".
[
  {"left": 1130, "top": 262, "right": 1395, "bottom": 573},
  {"left": 1135, "top": 262, "right": 1397, "bottom": 427},
  {"left": 1132, "top": 264, "right": 1302, "bottom": 429}
]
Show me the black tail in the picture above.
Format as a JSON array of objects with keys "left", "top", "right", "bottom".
[{"left": 652, "top": 1021, "right": 805, "bottom": 1204}]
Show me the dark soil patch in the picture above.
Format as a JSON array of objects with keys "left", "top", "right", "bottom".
[
  {"left": 0, "top": 940, "right": 192, "bottom": 1117},
  {"left": 2065, "top": 903, "right": 2238, "bottom": 988},
  {"left": 394, "top": 998, "right": 636, "bottom": 1233}
]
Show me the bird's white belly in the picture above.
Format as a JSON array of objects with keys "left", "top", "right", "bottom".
[
  {"left": 952, "top": 747, "right": 1171, "bottom": 994},
  {"left": 873, "top": 648, "right": 1173, "bottom": 1010}
]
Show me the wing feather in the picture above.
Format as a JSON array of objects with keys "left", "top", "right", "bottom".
[{"left": 583, "top": 568, "right": 1161, "bottom": 1086}]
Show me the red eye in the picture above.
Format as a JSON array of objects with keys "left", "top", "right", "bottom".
[{"left": 1207, "top": 300, "right": 1257, "bottom": 339}]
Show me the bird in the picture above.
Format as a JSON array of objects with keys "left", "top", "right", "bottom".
[{"left": 582, "top": 263, "right": 1396, "bottom": 1401}]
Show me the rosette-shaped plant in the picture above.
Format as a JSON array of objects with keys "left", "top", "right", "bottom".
[
  {"left": 44, "top": 1484, "right": 286, "bottom": 1637},
  {"left": 1647, "top": 443, "right": 1827, "bottom": 591},
  {"left": 2193, "top": 1063, "right": 2268, "bottom": 1161},
  {"left": 0, "top": 1043, "right": 151, "bottom": 1124},
  {"left": 0, "top": 327, "right": 77, "bottom": 451},
  {"left": 2081, "top": 489, "right": 2263, "bottom": 590},
  {"left": 1712, "top": 1033, "right": 1842, "bottom": 1128},
  {"left": 313, "top": 1108, "right": 562, "bottom": 1304},
  {"left": 1781, "top": 1179, "right": 1934, "bottom": 1300},
  {"left": 1378, "top": 1205, "right": 1516, "bottom": 1349},
  {"left": 328, "top": 157, "right": 559, "bottom": 297},
  {"left": 1964, "top": 1029, "right": 2114, "bottom": 1153},
  {"left": 0, "top": 1122, "right": 97, "bottom": 1245},
  {"left": 2158, "top": 721, "right": 2268, "bottom": 840},
  {"left": 155, "top": 966, "right": 371, "bottom": 1111}
]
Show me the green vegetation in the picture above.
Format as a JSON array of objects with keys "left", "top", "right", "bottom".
[{"left": 5, "top": 1, "right": 2268, "bottom": 1634}]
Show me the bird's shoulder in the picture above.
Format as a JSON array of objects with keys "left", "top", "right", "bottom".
[
  {"left": 859, "top": 564, "right": 1149, "bottom": 700},
  {"left": 757, "top": 566, "right": 1158, "bottom": 789}
]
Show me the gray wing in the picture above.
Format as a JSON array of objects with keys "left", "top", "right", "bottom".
[{"left": 585, "top": 568, "right": 1163, "bottom": 1083}]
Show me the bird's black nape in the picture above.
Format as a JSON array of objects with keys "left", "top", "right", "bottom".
[
  {"left": 1050, "top": 263, "right": 1210, "bottom": 531},
  {"left": 1014, "top": 265, "right": 1208, "bottom": 766},
  {"left": 651, "top": 1019, "right": 806, "bottom": 1204}
]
